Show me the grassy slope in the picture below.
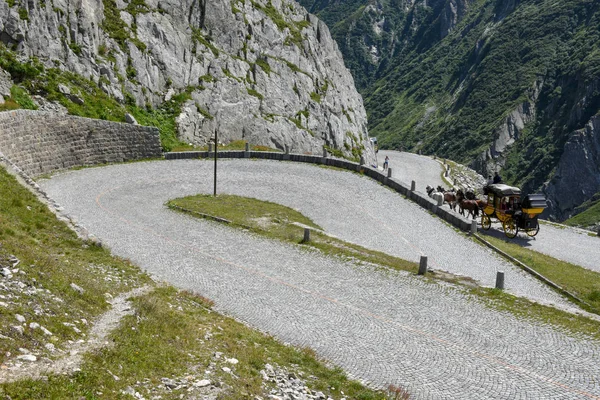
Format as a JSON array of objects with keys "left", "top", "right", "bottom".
[
  {"left": 564, "top": 192, "right": 600, "bottom": 228},
  {"left": 0, "top": 167, "right": 385, "bottom": 398}
]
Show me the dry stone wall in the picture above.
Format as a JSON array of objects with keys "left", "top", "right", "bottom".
[{"left": 0, "top": 110, "right": 161, "bottom": 177}]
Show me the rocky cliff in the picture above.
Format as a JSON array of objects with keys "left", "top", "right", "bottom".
[
  {"left": 0, "top": 0, "right": 375, "bottom": 162},
  {"left": 545, "top": 116, "right": 600, "bottom": 220}
]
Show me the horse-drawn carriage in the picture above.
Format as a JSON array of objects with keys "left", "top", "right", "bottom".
[{"left": 480, "top": 184, "right": 546, "bottom": 238}]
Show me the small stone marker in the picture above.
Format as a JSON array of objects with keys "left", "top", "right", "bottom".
[
  {"left": 411, "top": 180, "right": 416, "bottom": 191},
  {"left": 360, "top": 156, "right": 365, "bottom": 165},
  {"left": 208, "top": 143, "right": 213, "bottom": 153},
  {"left": 322, "top": 147, "right": 327, "bottom": 157},
  {"left": 303, "top": 228, "right": 310, "bottom": 243},
  {"left": 245, "top": 142, "right": 249, "bottom": 152},
  {"left": 437, "top": 196, "right": 443, "bottom": 206},
  {"left": 285, "top": 144, "right": 290, "bottom": 154},
  {"left": 387, "top": 168, "right": 392, "bottom": 178},
  {"left": 471, "top": 220, "right": 477, "bottom": 234},
  {"left": 418, "top": 256, "right": 427, "bottom": 275},
  {"left": 495, "top": 271, "right": 505, "bottom": 290}
]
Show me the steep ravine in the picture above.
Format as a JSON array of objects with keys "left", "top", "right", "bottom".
[{"left": 0, "top": 0, "right": 375, "bottom": 162}]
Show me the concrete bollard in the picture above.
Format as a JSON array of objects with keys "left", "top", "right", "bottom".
[
  {"left": 285, "top": 144, "right": 290, "bottom": 154},
  {"left": 495, "top": 271, "right": 505, "bottom": 290},
  {"left": 245, "top": 142, "right": 250, "bottom": 152},
  {"left": 360, "top": 156, "right": 365, "bottom": 165},
  {"left": 387, "top": 168, "right": 392, "bottom": 178},
  {"left": 443, "top": 158, "right": 446, "bottom": 165},
  {"left": 418, "top": 256, "right": 428, "bottom": 275},
  {"left": 437, "top": 196, "right": 443, "bottom": 206},
  {"left": 303, "top": 228, "right": 310, "bottom": 243},
  {"left": 411, "top": 180, "right": 416, "bottom": 191},
  {"left": 208, "top": 143, "right": 213, "bottom": 153},
  {"left": 323, "top": 147, "right": 327, "bottom": 157},
  {"left": 471, "top": 220, "right": 477, "bottom": 235}
]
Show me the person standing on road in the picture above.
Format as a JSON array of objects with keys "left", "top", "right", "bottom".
[{"left": 383, "top": 156, "right": 389, "bottom": 171}]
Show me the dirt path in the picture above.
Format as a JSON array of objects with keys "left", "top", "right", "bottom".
[{"left": 0, "top": 285, "right": 153, "bottom": 384}]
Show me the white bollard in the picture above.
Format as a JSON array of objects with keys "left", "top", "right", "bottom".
[{"left": 471, "top": 220, "right": 477, "bottom": 235}]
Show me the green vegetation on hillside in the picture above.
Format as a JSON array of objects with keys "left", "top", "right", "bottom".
[
  {"left": 565, "top": 193, "right": 600, "bottom": 229},
  {"left": 302, "top": 0, "right": 600, "bottom": 218},
  {"left": 0, "top": 44, "right": 191, "bottom": 151}
]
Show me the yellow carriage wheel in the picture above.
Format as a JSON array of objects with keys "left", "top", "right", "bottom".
[
  {"left": 481, "top": 213, "right": 491, "bottom": 230},
  {"left": 526, "top": 222, "right": 540, "bottom": 237},
  {"left": 503, "top": 218, "right": 518, "bottom": 238}
]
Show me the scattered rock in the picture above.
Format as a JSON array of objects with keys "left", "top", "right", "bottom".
[
  {"left": 70, "top": 283, "right": 85, "bottom": 294},
  {"left": 10, "top": 325, "right": 24, "bottom": 335},
  {"left": 124, "top": 113, "right": 138, "bottom": 125},
  {"left": 15, "top": 314, "right": 26, "bottom": 323},
  {"left": 16, "top": 354, "right": 37, "bottom": 362},
  {"left": 58, "top": 84, "right": 71, "bottom": 95}
]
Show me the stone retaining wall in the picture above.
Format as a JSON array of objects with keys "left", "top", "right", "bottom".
[
  {"left": 0, "top": 110, "right": 161, "bottom": 177},
  {"left": 166, "top": 151, "right": 473, "bottom": 232}
]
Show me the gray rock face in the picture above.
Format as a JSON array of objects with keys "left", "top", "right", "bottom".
[
  {"left": 472, "top": 100, "right": 536, "bottom": 176},
  {"left": 0, "top": 67, "right": 12, "bottom": 102},
  {"left": 440, "top": 0, "right": 469, "bottom": 38},
  {"left": 0, "top": 0, "right": 375, "bottom": 163},
  {"left": 545, "top": 116, "right": 600, "bottom": 220}
]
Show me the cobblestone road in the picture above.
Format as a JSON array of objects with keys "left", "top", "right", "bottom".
[
  {"left": 377, "top": 150, "right": 447, "bottom": 193},
  {"left": 40, "top": 159, "right": 600, "bottom": 399}
]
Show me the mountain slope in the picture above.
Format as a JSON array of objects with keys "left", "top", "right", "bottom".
[
  {"left": 0, "top": 0, "right": 375, "bottom": 162},
  {"left": 300, "top": 0, "right": 600, "bottom": 221}
]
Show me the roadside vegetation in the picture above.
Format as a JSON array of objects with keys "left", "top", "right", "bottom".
[
  {"left": 167, "top": 194, "right": 418, "bottom": 274},
  {"left": 0, "top": 166, "right": 387, "bottom": 398},
  {"left": 564, "top": 192, "right": 600, "bottom": 229},
  {"left": 481, "top": 234, "right": 600, "bottom": 316}
]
